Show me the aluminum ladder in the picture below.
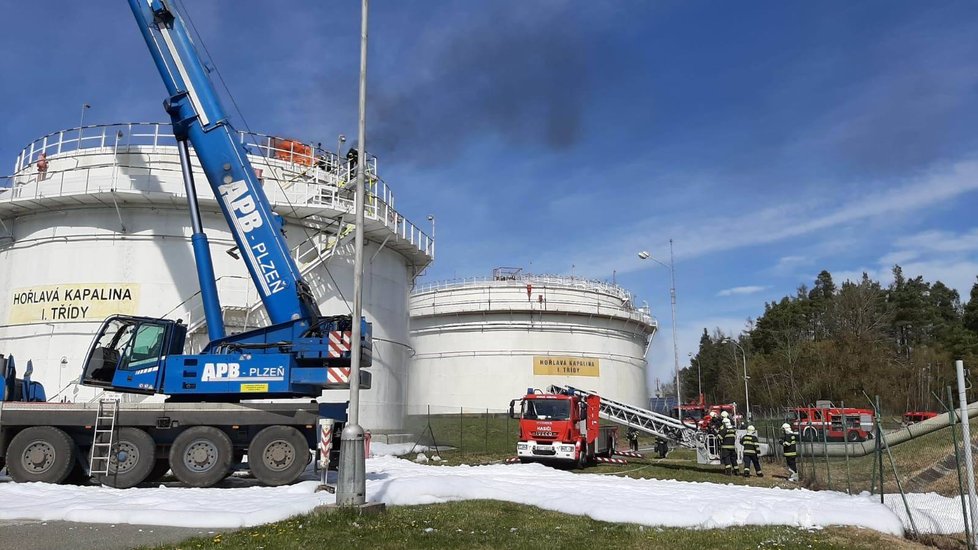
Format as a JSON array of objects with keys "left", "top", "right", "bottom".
[
  {"left": 548, "top": 385, "right": 717, "bottom": 459},
  {"left": 89, "top": 398, "right": 119, "bottom": 476}
]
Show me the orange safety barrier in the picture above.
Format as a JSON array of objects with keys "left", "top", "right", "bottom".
[{"left": 272, "top": 138, "right": 313, "bottom": 166}]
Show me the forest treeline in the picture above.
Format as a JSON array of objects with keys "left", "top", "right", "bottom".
[{"left": 685, "top": 266, "right": 978, "bottom": 415}]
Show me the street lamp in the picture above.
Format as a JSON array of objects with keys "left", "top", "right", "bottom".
[
  {"left": 427, "top": 215, "right": 435, "bottom": 258},
  {"left": 723, "top": 338, "right": 750, "bottom": 423},
  {"left": 638, "top": 239, "right": 681, "bottom": 414},
  {"left": 688, "top": 351, "right": 701, "bottom": 399}
]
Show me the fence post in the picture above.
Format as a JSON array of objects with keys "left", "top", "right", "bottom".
[
  {"left": 460, "top": 406, "right": 464, "bottom": 453},
  {"left": 946, "top": 385, "right": 973, "bottom": 549},
  {"left": 841, "top": 400, "right": 852, "bottom": 495},
  {"left": 876, "top": 395, "right": 884, "bottom": 503},
  {"left": 955, "top": 360, "right": 978, "bottom": 544},
  {"left": 821, "top": 406, "right": 831, "bottom": 491},
  {"left": 485, "top": 408, "right": 489, "bottom": 453}
]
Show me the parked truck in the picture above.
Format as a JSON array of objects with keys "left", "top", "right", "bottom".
[
  {"left": 789, "top": 403, "right": 874, "bottom": 442},
  {"left": 0, "top": 0, "right": 372, "bottom": 489},
  {"left": 509, "top": 387, "right": 617, "bottom": 467}
]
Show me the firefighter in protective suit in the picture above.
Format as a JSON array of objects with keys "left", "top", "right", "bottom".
[
  {"left": 707, "top": 411, "right": 721, "bottom": 434},
  {"left": 781, "top": 423, "right": 798, "bottom": 482},
  {"left": 719, "top": 417, "right": 738, "bottom": 475},
  {"left": 740, "top": 425, "right": 762, "bottom": 477}
]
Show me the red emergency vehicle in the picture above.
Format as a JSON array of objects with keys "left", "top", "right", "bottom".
[
  {"left": 788, "top": 403, "right": 874, "bottom": 442},
  {"left": 510, "top": 387, "right": 617, "bottom": 467}
]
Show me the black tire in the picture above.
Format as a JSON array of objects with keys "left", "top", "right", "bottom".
[
  {"left": 6, "top": 426, "right": 76, "bottom": 484},
  {"left": 145, "top": 459, "right": 171, "bottom": 482},
  {"left": 846, "top": 430, "right": 862, "bottom": 443},
  {"left": 248, "top": 426, "right": 309, "bottom": 486},
  {"left": 92, "top": 428, "right": 156, "bottom": 489},
  {"left": 169, "top": 427, "right": 233, "bottom": 488}
]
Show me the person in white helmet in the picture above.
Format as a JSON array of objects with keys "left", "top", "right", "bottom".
[
  {"left": 719, "top": 417, "right": 738, "bottom": 475},
  {"left": 740, "top": 425, "right": 762, "bottom": 477},
  {"left": 781, "top": 423, "right": 798, "bottom": 481}
]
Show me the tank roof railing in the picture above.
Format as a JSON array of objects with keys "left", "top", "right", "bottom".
[
  {"left": 414, "top": 273, "right": 651, "bottom": 317},
  {"left": 0, "top": 122, "right": 433, "bottom": 260},
  {"left": 12, "top": 122, "right": 380, "bottom": 180}
]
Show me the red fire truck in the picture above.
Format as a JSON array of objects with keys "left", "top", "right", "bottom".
[
  {"left": 509, "top": 387, "right": 617, "bottom": 467},
  {"left": 903, "top": 411, "right": 939, "bottom": 425},
  {"left": 675, "top": 395, "right": 739, "bottom": 431},
  {"left": 788, "top": 403, "right": 874, "bottom": 442}
]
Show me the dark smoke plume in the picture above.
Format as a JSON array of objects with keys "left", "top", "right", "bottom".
[{"left": 369, "top": 2, "right": 592, "bottom": 165}]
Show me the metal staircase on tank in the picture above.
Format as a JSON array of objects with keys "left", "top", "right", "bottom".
[
  {"left": 548, "top": 385, "right": 720, "bottom": 462},
  {"left": 89, "top": 398, "right": 120, "bottom": 476}
]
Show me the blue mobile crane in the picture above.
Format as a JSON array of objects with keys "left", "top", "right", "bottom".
[{"left": 0, "top": 0, "right": 370, "bottom": 488}]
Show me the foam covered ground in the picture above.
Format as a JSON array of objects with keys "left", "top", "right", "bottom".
[{"left": 0, "top": 457, "right": 924, "bottom": 535}]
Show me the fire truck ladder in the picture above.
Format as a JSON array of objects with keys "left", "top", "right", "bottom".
[{"left": 548, "top": 385, "right": 716, "bottom": 458}]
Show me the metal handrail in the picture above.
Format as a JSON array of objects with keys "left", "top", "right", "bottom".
[
  {"left": 1, "top": 122, "right": 434, "bottom": 259},
  {"left": 414, "top": 274, "right": 648, "bottom": 313}
]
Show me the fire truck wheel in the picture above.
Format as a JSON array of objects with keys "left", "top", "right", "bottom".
[
  {"left": 248, "top": 426, "right": 309, "bottom": 486},
  {"left": 6, "top": 426, "right": 77, "bottom": 484},
  {"left": 92, "top": 428, "right": 157, "bottom": 489},
  {"left": 846, "top": 430, "right": 863, "bottom": 442},
  {"left": 145, "top": 459, "right": 171, "bottom": 482},
  {"left": 169, "top": 427, "right": 233, "bottom": 488}
]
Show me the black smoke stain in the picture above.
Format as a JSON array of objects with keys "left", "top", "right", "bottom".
[{"left": 369, "top": 2, "right": 593, "bottom": 165}]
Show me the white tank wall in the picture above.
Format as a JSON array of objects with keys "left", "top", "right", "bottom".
[
  {"left": 408, "top": 278, "right": 656, "bottom": 412},
  {"left": 0, "top": 128, "right": 430, "bottom": 431}
]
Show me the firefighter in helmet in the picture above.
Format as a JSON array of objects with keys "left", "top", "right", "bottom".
[
  {"left": 719, "top": 417, "right": 738, "bottom": 475},
  {"left": 707, "top": 411, "right": 721, "bottom": 434},
  {"left": 626, "top": 427, "right": 639, "bottom": 452},
  {"left": 781, "top": 422, "right": 798, "bottom": 482},
  {"left": 740, "top": 425, "right": 762, "bottom": 478}
]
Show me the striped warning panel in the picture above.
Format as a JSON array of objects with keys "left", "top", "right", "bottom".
[
  {"left": 318, "top": 418, "right": 334, "bottom": 469},
  {"left": 613, "top": 450, "right": 644, "bottom": 458},
  {"left": 504, "top": 457, "right": 520, "bottom": 464},
  {"left": 326, "top": 367, "right": 351, "bottom": 385},
  {"left": 596, "top": 456, "right": 628, "bottom": 464},
  {"left": 328, "top": 331, "right": 352, "bottom": 357}
]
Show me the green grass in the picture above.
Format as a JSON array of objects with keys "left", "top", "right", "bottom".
[
  {"left": 143, "top": 500, "right": 926, "bottom": 550},
  {"left": 403, "top": 412, "right": 518, "bottom": 455}
]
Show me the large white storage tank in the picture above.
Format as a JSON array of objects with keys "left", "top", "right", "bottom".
[
  {"left": 408, "top": 268, "right": 656, "bottom": 411},
  {"left": 0, "top": 123, "right": 432, "bottom": 430}
]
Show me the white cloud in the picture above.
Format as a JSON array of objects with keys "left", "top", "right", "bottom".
[
  {"left": 717, "top": 285, "right": 767, "bottom": 297},
  {"left": 566, "top": 158, "right": 978, "bottom": 280}
]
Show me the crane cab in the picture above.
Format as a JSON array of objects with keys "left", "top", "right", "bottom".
[{"left": 81, "top": 315, "right": 187, "bottom": 393}]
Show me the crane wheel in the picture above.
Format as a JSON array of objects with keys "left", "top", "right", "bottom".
[
  {"left": 92, "top": 427, "right": 157, "bottom": 489},
  {"left": 169, "top": 427, "right": 233, "bottom": 488},
  {"left": 248, "top": 426, "right": 309, "bottom": 486},
  {"left": 6, "top": 426, "right": 77, "bottom": 484}
]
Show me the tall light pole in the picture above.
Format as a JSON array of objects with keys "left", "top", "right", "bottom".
[
  {"left": 337, "top": 0, "right": 369, "bottom": 507},
  {"left": 723, "top": 338, "right": 750, "bottom": 423},
  {"left": 427, "top": 215, "right": 435, "bottom": 258},
  {"left": 638, "top": 239, "right": 681, "bottom": 415},
  {"left": 688, "top": 351, "right": 701, "bottom": 399}
]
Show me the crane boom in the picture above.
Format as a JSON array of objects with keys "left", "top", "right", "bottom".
[{"left": 128, "top": 0, "right": 320, "bottom": 327}]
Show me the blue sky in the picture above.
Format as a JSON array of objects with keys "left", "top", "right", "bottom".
[{"left": 2, "top": 1, "right": 977, "bottom": 396}]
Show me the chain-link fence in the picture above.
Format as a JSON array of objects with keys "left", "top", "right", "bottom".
[
  {"left": 750, "top": 389, "right": 975, "bottom": 547},
  {"left": 395, "top": 405, "right": 520, "bottom": 460}
]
